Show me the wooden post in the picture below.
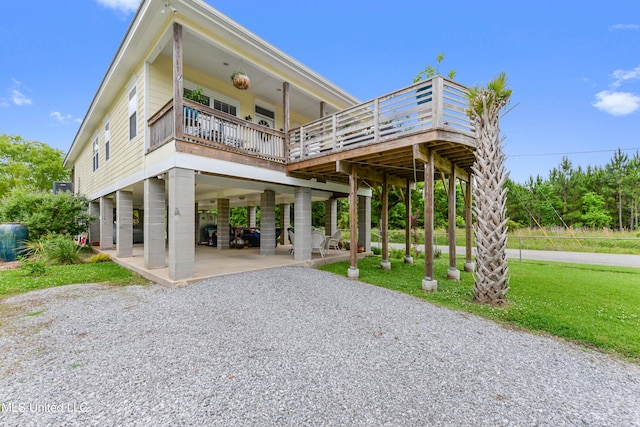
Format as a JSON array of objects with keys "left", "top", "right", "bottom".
[
  {"left": 405, "top": 179, "right": 413, "bottom": 264},
  {"left": 380, "top": 177, "right": 390, "bottom": 270},
  {"left": 447, "top": 165, "right": 460, "bottom": 280},
  {"left": 283, "top": 81, "right": 290, "bottom": 160},
  {"left": 464, "top": 179, "right": 475, "bottom": 272},
  {"left": 423, "top": 150, "right": 437, "bottom": 291},
  {"left": 173, "top": 23, "right": 184, "bottom": 141},
  {"left": 348, "top": 165, "right": 359, "bottom": 278}
]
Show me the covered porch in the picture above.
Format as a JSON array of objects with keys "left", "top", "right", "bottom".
[{"left": 100, "top": 242, "right": 358, "bottom": 287}]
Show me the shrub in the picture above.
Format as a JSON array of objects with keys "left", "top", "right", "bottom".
[
  {"left": 20, "top": 258, "right": 47, "bottom": 276},
  {"left": 371, "top": 246, "right": 382, "bottom": 255},
  {"left": 0, "top": 188, "right": 95, "bottom": 240},
  {"left": 41, "top": 234, "right": 82, "bottom": 265},
  {"left": 88, "top": 253, "right": 111, "bottom": 263}
]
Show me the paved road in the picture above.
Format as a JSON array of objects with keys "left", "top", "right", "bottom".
[{"left": 387, "top": 243, "right": 640, "bottom": 268}]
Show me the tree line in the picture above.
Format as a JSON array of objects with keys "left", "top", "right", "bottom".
[{"left": 506, "top": 149, "right": 640, "bottom": 230}]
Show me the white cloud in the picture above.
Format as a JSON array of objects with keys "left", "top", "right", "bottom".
[
  {"left": 12, "top": 89, "right": 32, "bottom": 106},
  {"left": 96, "top": 0, "right": 141, "bottom": 14},
  {"left": 609, "top": 24, "right": 640, "bottom": 31},
  {"left": 611, "top": 65, "right": 640, "bottom": 88},
  {"left": 50, "top": 112, "right": 74, "bottom": 124},
  {"left": 592, "top": 91, "right": 640, "bottom": 116},
  {"left": 9, "top": 79, "right": 32, "bottom": 106}
]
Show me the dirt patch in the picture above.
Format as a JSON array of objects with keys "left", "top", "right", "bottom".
[{"left": 0, "top": 261, "right": 21, "bottom": 271}]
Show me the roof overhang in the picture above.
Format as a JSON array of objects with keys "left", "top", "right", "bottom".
[{"left": 64, "top": 0, "right": 360, "bottom": 167}]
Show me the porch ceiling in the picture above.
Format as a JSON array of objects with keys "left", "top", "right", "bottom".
[
  {"left": 154, "top": 26, "right": 347, "bottom": 122},
  {"left": 120, "top": 174, "right": 340, "bottom": 211},
  {"left": 287, "top": 131, "right": 477, "bottom": 186}
]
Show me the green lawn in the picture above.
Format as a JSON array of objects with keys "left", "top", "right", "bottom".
[
  {"left": 364, "top": 228, "right": 640, "bottom": 255},
  {"left": 319, "top": 256, "right": 640, "bottom": 363},
  {"left": 0, "top": 262, "right": 148, "bottom": 298}
]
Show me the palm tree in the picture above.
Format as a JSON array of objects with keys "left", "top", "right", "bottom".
[{"left": 466, "top": 72, "right": 512, "bottom": 305}]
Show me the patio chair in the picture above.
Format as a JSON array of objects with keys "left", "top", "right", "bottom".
[
  {"left": 288, "top": 229, "right": 295, "bottom": 254},
  {"left": 326, "top": 230, "right": 342, "bottom": 252},
  {"left": 311, "top": 230, "right": 326, "bottom": 257}
]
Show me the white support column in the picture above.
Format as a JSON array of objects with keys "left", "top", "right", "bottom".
[
  {"left": 168, "top": 168, "right": 195, "bottom": 281},
  {"left": 294, "top": 187, "right": 312, "bottom": 262},
  {"left": 248, "top": 206, "right": 257, "bottom": 228},
  {"left": 348, "top": 169, "right": 359, "bottom": 278},
  {"left": 89, "top": 201, "right": 100, "bottom": 246},
  {"left": 260, "top": 190, "right": 276, "bottom": 256},
  {"left": 217, "top": 199, "right": 230, "bottom": 250},
  {"left": 116, "top": 190, "right": 133, "bottom": 258},
  {"left": 279, "top": 203, "right": 290, "bottom": 245},
  {"left": 100, "top": 196, "right": 113, "bottom": 250},
  {"left": 325, "top": 198, "right": 337, "bottom": 237},
  {"left": 144, "top": 177, "right": 166, "bottom": 269},
  {"left": 358, "top": 195, "right": 371, "bottom": 252}
]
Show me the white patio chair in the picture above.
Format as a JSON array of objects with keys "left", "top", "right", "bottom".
[
  {"left": 311, "top": 230, "right": 326, "bottom": 257},
  {"left": 326, "top": 230, "right": 342, "bottom": 252}
]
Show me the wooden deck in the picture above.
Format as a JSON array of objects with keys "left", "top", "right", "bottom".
[
  {"left": 287, "top": 76, "right": 477, "bottom": 184},
  {"left": 148, "top": 76, "right": 477, "bottom": 184}
]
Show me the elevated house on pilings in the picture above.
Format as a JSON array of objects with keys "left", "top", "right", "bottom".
[{"left": 63, "top": 0, "right": 477, "bottom": 287}]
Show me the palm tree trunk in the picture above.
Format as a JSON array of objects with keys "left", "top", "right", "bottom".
[{"left": 467, "top": 73, "right": 512, "bottom": 305}]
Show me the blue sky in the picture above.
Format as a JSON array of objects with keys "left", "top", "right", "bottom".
[{"left": 1, "top": 0, "right": 638, "bottom": 184}]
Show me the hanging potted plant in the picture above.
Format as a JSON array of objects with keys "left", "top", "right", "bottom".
[{"left": 231, "top": 70, "right": 250, "bottom": 90}]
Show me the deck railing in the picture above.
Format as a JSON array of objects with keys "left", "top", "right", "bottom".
[
  {"left": 288, "top": 76, "right": 473, "bottom": 162},
  {"left": 148, "top": 99, "right": 286, "bottom": 163}
]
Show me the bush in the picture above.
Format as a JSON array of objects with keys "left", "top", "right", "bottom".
[
  {"left": 371, "top": 246, "right": 382, "bottom": 255},
  {"left": 42, "top": 234, "right": 82, "bottom": 265},
  {"left": 20, "top": 258, "right": 47, "bottom": 276},
  {"left": 0, "top": 188, "right": 95, "bottom": 240},
  {"left": 88, "top": 253, "right": 111, "bottom": 263}
]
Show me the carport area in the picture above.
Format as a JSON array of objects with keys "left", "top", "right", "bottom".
[{"left": 100, "top": 243, "right": 356, "bottom": 287}]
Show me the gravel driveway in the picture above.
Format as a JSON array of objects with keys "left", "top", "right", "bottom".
[{"left": 1, "top": 266, "right": 639, "bottom": 426}]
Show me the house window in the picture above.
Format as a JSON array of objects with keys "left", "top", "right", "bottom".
[
  {"left": 104, "top": 120, "right": 110, "bottom": 161},
  {"left": 128, "top": 85, "right": 137, "bottom": 140},
  {"left": 214, "top": 99, "right": 237, "bottom": 116},
  {"left": 92, "top": 137, "right": 99, "bottom": 172},
  {"left": 184, "top": 88, "right": 210, "bottom": 106}
]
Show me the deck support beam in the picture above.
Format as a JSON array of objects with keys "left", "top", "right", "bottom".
[
  {"left": 336, "top": 161, "right": 405, "bottom": 188},
  {"left": 404, "top": 180, "right": 413, "bottom": 265},
  {"left": 380, "top": 177, "right": 390, "bottom": 270},
  {"left": 413, "top": 144, "right": 470, "bottom": 183},
  {"left": 447, "top": 166, "right": 460, "bottom": 281},
  {"left": 463, "top": 181, "right": 475, "bottom": 272},
  {"left": 422, "top": 150, "right": 437, "bottom": 292}
]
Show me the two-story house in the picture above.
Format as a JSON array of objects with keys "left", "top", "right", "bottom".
[{"left": 64, "top": 0, "right": 477, "bottom": 288}]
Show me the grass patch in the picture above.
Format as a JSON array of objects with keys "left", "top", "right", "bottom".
[
  {"left": 366, "top": 228, "right": 640, "bottom": 255},
  {"left": 0, "top": 262, "right": 148, "bottom": 299},
  {"left": 318, "top": 256, "right": 640, "bottom": 363}
]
